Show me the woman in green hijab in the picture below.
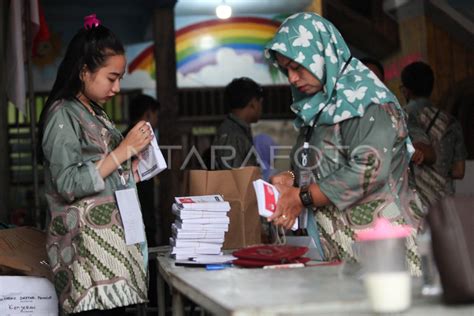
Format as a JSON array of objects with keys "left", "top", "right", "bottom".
[{"left": 266, "top": 13, "right": 422, "bottom": 275}]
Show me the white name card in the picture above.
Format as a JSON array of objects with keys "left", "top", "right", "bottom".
[{"left": 0, "top": 276, "right": 58, "bottom": 315}]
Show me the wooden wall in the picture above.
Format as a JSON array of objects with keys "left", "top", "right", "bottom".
[{"left": 425, "top": 16, "right": 474, "bottom": 104}]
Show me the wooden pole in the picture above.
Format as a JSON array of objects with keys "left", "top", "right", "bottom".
[
  {"left": 0, "top": 0, "right": 10, "bottom": 223},
  {"left": 152, "top": 0, "right": 181, "bottom": 245},
  {"left": 24, "top": 1, "right": 41, "bottom": 228}
]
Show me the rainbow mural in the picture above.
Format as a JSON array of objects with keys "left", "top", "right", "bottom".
[
  {"left": 127, "top": 44, "right": 155, "bottom": 78},
  {"left": 128, "top": 17, "right": 281, "bottom": 77}
]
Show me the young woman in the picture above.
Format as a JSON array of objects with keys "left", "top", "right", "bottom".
[
  {"left": 265, "top": 13, "right": 423, "bottom": 275},
  {"left": 38, "top": 15, "right": 152, "bottom": 314}
]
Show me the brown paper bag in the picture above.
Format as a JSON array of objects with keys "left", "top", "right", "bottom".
[{"left": 182, "top": 167, "right": 262, "bottom": 249}]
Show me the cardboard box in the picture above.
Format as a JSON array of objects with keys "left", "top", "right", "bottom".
[
  {"left": 0, "top": 276, "right": 58, "bottom": 315},
  {"left": 182, "top": 167, "right": 262, "bottom": 249},
  {"left": 0, "top": 227, "right": 52, "bottom": 280}
]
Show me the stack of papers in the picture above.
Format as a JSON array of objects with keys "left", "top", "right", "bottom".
[{"left": 170, "top": 195, "right": 231, "bottom": 260}]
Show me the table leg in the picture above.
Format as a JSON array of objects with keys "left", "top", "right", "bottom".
[
  {"left": 172, "top": 289, "right": 184, "bottom": 316},
  {"left": 157, "top": 260, "right": 166, "bottom": 316}
]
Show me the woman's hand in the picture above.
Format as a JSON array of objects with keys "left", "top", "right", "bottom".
[
  {"left": 119, "top": 121, "right": 153, "bottom": 159},
  {"left": 268, "top": 184, "right": 303, "bottom": 230},
  {"left": 270, "top": 171, "right": 295, "bottom": 187},
  {"left": 95, "top": 121, "right": 153, "bottom": 179}
]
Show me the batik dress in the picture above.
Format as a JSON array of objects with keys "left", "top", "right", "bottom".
[{"left": 42, "top": 99, "right": 147, "bottom": 313}]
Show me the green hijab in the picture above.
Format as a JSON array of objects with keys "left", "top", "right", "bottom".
[{"left": 265, "top": 12, "right": 402, "bottom": 128}]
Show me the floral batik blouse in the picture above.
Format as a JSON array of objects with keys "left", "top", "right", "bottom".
[
  {"left": 291, "top": 103, "right": 423, "bottom": 276},
  {"left": 42, "top": 99, "right": 147, "bottom": 313}
]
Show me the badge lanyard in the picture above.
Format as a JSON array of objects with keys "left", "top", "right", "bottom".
[
  {"left": 75, "top": 97, "right": 129, "bottom": 189},
  {"left": 300, "top": 55, "right": 353, "bottom": 173},
  {"left": 298, "top": 56, "right": 353, "bottom": 261}
]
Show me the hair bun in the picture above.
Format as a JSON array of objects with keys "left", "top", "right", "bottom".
[{"left": 84, "top": 14, "right": 101, "bottom": 29}]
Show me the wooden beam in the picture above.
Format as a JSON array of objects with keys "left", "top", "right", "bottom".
[
  {"left": 0, "top": 0, "right": 10, "bottom": 223},
  {"left": 323, "top": 0, "right": 399, "bottom": 59},
  {"left": 152, "top": 0, "right": 180, "bottom": 245}
]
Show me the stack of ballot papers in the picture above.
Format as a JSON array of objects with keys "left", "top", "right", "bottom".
[{"left": 170, "top": 195, "right": 231, "bottom": 260}]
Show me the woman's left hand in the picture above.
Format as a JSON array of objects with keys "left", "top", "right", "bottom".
[{"left": 268, "top": 184, "right": 303, "bottom": 230}]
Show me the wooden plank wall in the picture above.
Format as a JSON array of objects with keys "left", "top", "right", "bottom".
[{"left": 425, "top": 17, "right": 474, "bottom": 105}]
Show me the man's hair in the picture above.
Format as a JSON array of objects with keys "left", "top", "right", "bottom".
[
  {"left": 401, "top": 61, "right": 434, "bottom": 97},
  {"left": 360, "top": 57, "right": 385, "bottom": 80},
  {"left": 129, "top": 94, "right": 160, "bottom": 124},
  {"left": 224, "top": 77, "right": 263, "bottom": 110}
]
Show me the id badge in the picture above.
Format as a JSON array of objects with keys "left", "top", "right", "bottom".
[
  {"left": 115, "top": 188, "right": 146, "bottom": 245},
  {"left": 298, "top": 169, "right": 314, "bottom": 229},
  {"left": 299, "top": 169, "right": 313, "bottom": 187}
]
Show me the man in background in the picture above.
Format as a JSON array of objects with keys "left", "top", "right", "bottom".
[
  {"left": 401, "top": 61, "right": 467, "bottom": 195},
  {"left": 212, "top": 77, "right": 264, "bottom": 169}
]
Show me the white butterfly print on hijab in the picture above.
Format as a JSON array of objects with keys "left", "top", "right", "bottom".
[
  {"left": 367, "top": 71, "right": 385, "bottom": 88},
  {"left": 325, "top": 44, "right": 337, "bottom": 64},
  {"left": 309, "top": 54, "right": 325, "bottom": 79},
  {"left": 271, "top": 42, "right": 287, "bottom": 52},
  {"left": 295, "top": 52, "right": 305, "bottom": 63},
  {"left": 330, "top": 31, "right": 338, "bottom": 44},
  {"left": 312, "top": 20, "right": 327, "bottom": 32},
  {"left": 356, "top": 61, "right": 366, "bottom": 71},
  {"left": 316, "top": 41, "right": 323, "bottom": 51},
  {"left": 333, "top": 110, "right": 352, "bottom": 122},
  {"left": 302, "top": 103, "right": 312, "bottom": 110},
  {"left": 327, "top": 103, "right": 336, "bottom": 116},
  {"left": 292, "top": 25, "right": 313, "bottom": 47},
  {"left": 376, "top": 91, "right": 387, "bottom": 99},
  {"left": 279, "top": 26, "right": 289, "bottom": 33},
  {"left": 343, "top": 86, "right": 368, "bottom": 103}
]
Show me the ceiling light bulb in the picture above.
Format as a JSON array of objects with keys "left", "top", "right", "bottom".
[{"left": 216, "top": 2, "right": 232, "bottom": 19}]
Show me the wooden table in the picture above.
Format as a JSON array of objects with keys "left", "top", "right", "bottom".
[{"left": 155, "top": 256, "right": 474, "bottom": 316}]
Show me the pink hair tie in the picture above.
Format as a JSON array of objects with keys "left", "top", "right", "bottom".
[{"left": 84, "top": 14, "right": 101, "bottom": 29}]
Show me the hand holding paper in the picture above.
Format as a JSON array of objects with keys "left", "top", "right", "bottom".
[
  {"left": 137, "top": 122, "right": 167, "bottom": 181},
  {"left": 253, "top": 179, "right": 298, "bottom": 231}
]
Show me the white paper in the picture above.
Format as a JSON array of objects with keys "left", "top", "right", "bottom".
[
  {"left": 0, "top": 276, "right": 58, "bottom": 316},
  {"left": 170, "top": 238, "right": 224, "bottom": 247},
  {"left": 172, "top": 209, "right": 229, "bottom": 219},
  {"left": 115, "top": 188, "right": 146, "bottom": 245},
  {"left": 172, "top": 201, "right": 230, "bottom": 212},
  {"left": 178, "top": 217, "right": 230, "bottom": 224},
  {"left": 174, "top": 252, "right": 223, "bottom": 260},
  {"left": 172, "top": 230, "right": 225, "bottom": 240},
  {"left": 174, "top": 220, "right": 229, "bottom": 232},
  {"left": 175, "top": 254, "right": 236, "bottom": 265},
  {"left": 253, "top": 179, "right": 298, "bottom": 231},
  {"left": 137, "top": 123, "right": 167, "bottom": 181},
  {"left": 175, "top": 195, "right": 224, "bottom": 203}
]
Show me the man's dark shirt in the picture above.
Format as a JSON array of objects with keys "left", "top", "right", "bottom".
[{"left": 212, "top": 114, "right": 258, "bottom": 169}]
